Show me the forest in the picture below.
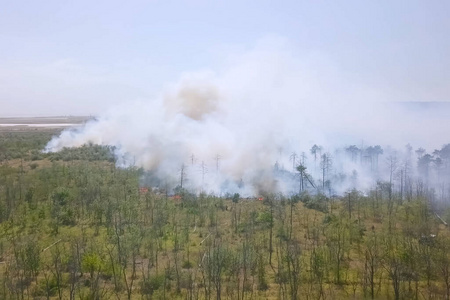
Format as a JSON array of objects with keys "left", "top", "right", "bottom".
[{"left": 1, "top": 130, "right": 450, "bottom": 300}]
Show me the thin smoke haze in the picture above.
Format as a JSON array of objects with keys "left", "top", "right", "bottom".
[{"left": 45, "top": 41, "right": 450, "bottom": 196}]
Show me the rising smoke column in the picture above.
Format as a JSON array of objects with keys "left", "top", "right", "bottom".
[{"left": 45, "top": 40, "right": 450, "bottom": 196}]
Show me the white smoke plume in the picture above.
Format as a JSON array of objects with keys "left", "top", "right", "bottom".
[{"left": 45, "top": 40, "right": 450, "bottom": 196}]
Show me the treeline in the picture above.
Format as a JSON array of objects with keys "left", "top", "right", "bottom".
[
  {"left": 0, "top": 132, "right": 115, "bottom": 162},
  {"left": 1, "top": 134, "right": 450, "bottom": 299}
]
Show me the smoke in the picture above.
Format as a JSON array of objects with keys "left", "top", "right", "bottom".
[{"left": 45, "top": 39, "right": 450, "bottom": 196}]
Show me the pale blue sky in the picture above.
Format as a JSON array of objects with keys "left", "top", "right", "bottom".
[{"left": 1, "top": 0, "right": 449, "bottom": 116}]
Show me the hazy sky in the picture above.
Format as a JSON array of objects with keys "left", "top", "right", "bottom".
[{"left": 1, "top": 0, "right": 449, "bottom": 116}]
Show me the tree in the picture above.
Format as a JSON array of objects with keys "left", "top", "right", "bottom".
[
  {"left": 214, "top": 154, "right": 221, "bottom": 173},
  {"left": 345, "top": 145, "right": 360, "bottom": 163},
  {"left": 296, "top": 164, "right": 315, "bottom": 193},
  {"left": 386, "top": 153, "right": 398, "bottom": 202},
  {"left": 418, "top": 153, "right": 432, "bottom": 182},
  {"left": 179, "top": 163, "right": 187, "bottom": 189},
  {"left": 200, "top": 161, "right": 207, "bottom": 191},
  {"left": 284, "top": 239, "right": 301, "bottom": 299},
  {"left": 203, "top": 237, "right": 231, "bottom": 300},
  {"left": 373, "top": 145, "right": 383, "bottom": 171},
  {"left": 436, "top": 236, "right": 450, "bottom": 300},
  {"left": 312, "top": 248, "right": 327, "bottom": 298},
  {"left": 415, "top": 147, "right": 426, "bottom": 160},
  {"left": 232, "top": 193, "right": 240, "bottom": 233},
  {"left": 320, "top": 153, "right": 332, "bottom": 193},
  {"left": 310, "top": 145, "right": 322, "bottom": 163},
  {"left": 289, "top": 152, "right": 298, "bottom": 172},
  {"left": 262, "top": 193, "right": 275, "bottom": 266},
  {"left": 324, "top": 216, "right": 349, "bottom": 285},
  {"left": 81, "top": 251, "right": 104, "bottom": 299},
  {"left": 310, "top": 144, "right": 322, "bottom": 172},
  {"left": 366, "top": 145, "right": 384, "bottom": 171}
]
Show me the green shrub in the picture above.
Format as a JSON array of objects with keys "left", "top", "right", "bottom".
[{"left": 141, "top": 274, "right": 165, "bottom": 295}]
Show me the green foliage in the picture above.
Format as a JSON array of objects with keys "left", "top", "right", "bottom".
[
  {"left": 48, "top": 144, "right": 115, "bottom": 162},
  {"left": 81, "top": 252, "right": 103, "bottom": 277},
  {"left": 35, "top": 275, "right": 59, "bottom": 297},
  {"left": 300, "top": 192, "right": 328, "bottom": 213},
  {"left": 141, "top": 274, "right": 165, "bottom": 295},
  {"left": 232, "top": 193, "right": 240, "bottom": 203},
  {"left": 182, "top": 260, "right": 193, "bottom": 269},
  {"left": 0, "top": 132, "right": 54, "bottom": 161},
  {"left": 256, "top": 211, "right": 272, "bottom": 225},
  {"left": 1, "top": 131, "right": 450, "bottom": 299},
  {"left": 50, "top": 187, "right": 76, "bottom": 229}
]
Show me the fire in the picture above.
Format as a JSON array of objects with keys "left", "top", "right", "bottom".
[{"left": 139, "top": 187, "right": 149, "bottom": 194}]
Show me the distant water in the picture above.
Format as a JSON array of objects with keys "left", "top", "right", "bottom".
[{"left": 0, "top": 123, "right": 79, "bottom": 127}]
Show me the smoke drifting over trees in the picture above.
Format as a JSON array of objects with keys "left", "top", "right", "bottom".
[{"left": 45, "top": 43, "right": 450, "bottom": 196}]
